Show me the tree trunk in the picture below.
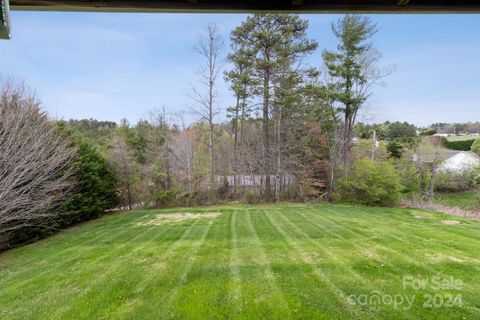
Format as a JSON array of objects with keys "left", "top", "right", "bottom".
[
  {"left": 262, "top": 71, "right": 272, "bottom": 202},
  {"left": 275, "top": 104, "right": 282, "bottom": 203},
  {"left": 327, "top": 164, "right": 335, "bottom": 202},
  {"left": 126, "top": 185, "right": 132, "bottom": 210},
  {"left": 207, "top": 25, "right": 216, "bottom": 190},
  {"left": 426, "top": 152, "right": 439, "bottom": 201},
  {"left": 343, "top": 110, "right": 351, "bottom": 167},
  {"left": 209, "top": 121, "right": 215, "bottom": 189},
  {"left": 239, "top": 96, "right": 246, "bottom": 194},
  {"left": 233, "top": 95, "right": 240, "bottom": 195}
]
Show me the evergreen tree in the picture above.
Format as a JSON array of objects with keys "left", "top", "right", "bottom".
[
  {"left": 323, "top": 15, "right": 387, "bottom": 166},
  {"left": 225, "top": 42, "right": 256, "bottom": 194},
  {"left": 230, "top": 14, "right": 317, "bottom": 201},
  {"left": 57, "top": 122, "right": 118, "bottom": 224}
]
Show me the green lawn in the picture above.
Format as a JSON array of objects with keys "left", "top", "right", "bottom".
[
  {"left": 435, "top": 191, "right": 480, "bottom": 211},
  {"left": 1, "top": 204, "right": 479, "bottom": 319},
  {"left": 445, "top": 135, "right": 479, "bottom": 141}
]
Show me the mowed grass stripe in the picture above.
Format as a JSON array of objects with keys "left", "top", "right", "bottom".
[
  {"left": 143, "top": 216, "right": 217, "bottom": 319},
  {"left": 293, "top": 207, "right": 423, "bottom": 273},
  {"left": 0, "top": 212, "right": 156, "bottom": 293},
  {"left": 19, "top": 215, "right": 184, "bottom": 320},
  {"left": 1, "top": 204, "right": 480, "bottom": 320},
  {"left": 243, "top": 210, "right": 290, "bottom": 315},
  {"left": 271, "top": 208, "right": 381, "bottom": 319},
  {"left": 315, "top": 206, "right": 480, "bottom": 315},
  {"left": 261, "top": 209, "right": 366, "bottom": 319},
  {"left": 324, "top": 204, "right": 480, "bottom": 245},
  {"left": 0, "top": 212, "right": 150, "bottom": 277},
  {"left": 309, "top": 205, "right": 459, "bottom": 263},
  {"left": 287, "top": 207, "right": 427, "bottom": 319},
  {"left": 116, "top": 214, "right": 225, "bottom": 319},
  {"left": 298, "top": 206, "right": 438, "bottom": 289},
  {"left": 297, "top": 206, "right": 479, "bottom": 319},
  {"left": 159, "top": 211, "right": 233, "bottom": 319},
  {"left": 230, "top": 210, "right": 242, "bottom": 305},
  {"left": 250, "top": 209, "right": 345, "bottom": 319},
  {"left": 80, "top": 218, "right": 210, "bottom": 319},
  {"left": 318, "top": 205, "right": 480, "bottom": 264}
]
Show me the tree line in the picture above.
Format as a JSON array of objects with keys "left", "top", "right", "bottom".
[
  {"left": 0, "top": 14, "right": 389, "bottom": 250},
  {"left": 6, "top": 14, "right": 474, "bottom": 250},
  {"left": 80, "top": 14, "right": 390, "bottom": 207}
]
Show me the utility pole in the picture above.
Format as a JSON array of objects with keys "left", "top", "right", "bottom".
[{"left": 371, "top": 130, "right": 377, "bottom": 160}]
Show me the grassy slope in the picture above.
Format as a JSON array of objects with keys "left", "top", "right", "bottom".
[
  {"left": 0, "top": 204, "right": 479, "bottom": 320},
  {"left": 435, "top": 191, "right": 480, "bottom": 211}
]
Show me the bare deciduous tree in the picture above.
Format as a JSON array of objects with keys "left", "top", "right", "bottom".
[
  {"left": 109, "top": 135, "right": 137, "bottom": 210},
  {"left": 168, "top": 128, "right": 197, "bottom": 193},
  {"left": 0, "top": 81, "right": 76, "bottom": 249},
  {"left": 189, "top": 23, "right": 224, "bottom": 190},
  {"left": 145, "top": 107, "right": 172, "bottom": 190}
]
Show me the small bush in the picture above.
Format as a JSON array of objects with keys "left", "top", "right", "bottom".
[
  {"left": 387, "top": 140, "right": 403, "bottom": 158},
  {"left": 216, "top": 176, "right": 231, "bottom": 199},
  {"left": 421, "top": 128, "right": 437, "bottom": 136},
  {"left": 282, "top": 183, "right": 300, "bottom": 200},
  {"left": 334, "top": 158, "right": 405, "bottom": 206},
  {"left": 394, "top": 158, "right": 421, "bottom": 195},
  {"left": 245, "top": 191, "right": 257, "bottom": 204},
  {"left": 471, "top": 139, "right": 480, "bottom": 156},
  {"left": 152, "top": 190, "right": 177, "bottom": 208},
  {"left": 471, "top": 167, "right": 480, "bottom": 186},
  {"left": 435, "top": 170, "right": 477, "bottom": 192}
]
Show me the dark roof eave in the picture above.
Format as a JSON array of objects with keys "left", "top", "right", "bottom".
[{"left": 9, "top": 0, "right": 480, "bottom": 13}]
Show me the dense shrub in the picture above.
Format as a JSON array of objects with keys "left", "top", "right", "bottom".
[
  {"left": 58, "top": 125, "right": 119, "bottom": 225},
  {"left": 443, "top": 138, "right": 476, "bottom": 151},
  {"left": 394, "top": 159, "right": 421, "bottom": 195},
  {"left": 471, "top": 139, "right": 480, "bottom": 156},
  {"left": 435, "top": 170, "right": 478, "bottom": 192},
  {"left": 152, "top": 190, "right": 177, "bottom": 208},
  {"left": 334, "top": 158, "right": 405, "bottom": 206},
  {"left": 386, "top": 140, "right": 403, "bottom": 158},
  {"left": 245, "top": 191, "right": 257, "bottom": 204}
]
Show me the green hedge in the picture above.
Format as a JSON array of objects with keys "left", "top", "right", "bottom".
[{"left": 443, "top": 138, "right": 476, "bottom": 151}]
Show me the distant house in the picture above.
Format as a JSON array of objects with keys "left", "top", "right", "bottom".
[
  {"left": 414, "top": 150, "right": 480, "bottom": 172},
  {"left": 438, "top": 151, "right": 480, "bottom": 172}
]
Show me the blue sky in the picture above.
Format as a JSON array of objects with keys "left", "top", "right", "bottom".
[{"left": 0, "top": 12, "right": 479, "bottom": 126}]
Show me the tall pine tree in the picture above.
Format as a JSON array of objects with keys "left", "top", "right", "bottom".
[{"left": 230, "top": 14, "right": 317, "bottom": 201}]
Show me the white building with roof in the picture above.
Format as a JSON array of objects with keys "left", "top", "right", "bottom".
[{"left": 438, "top": 151, "right": 480, "bottom": 172}]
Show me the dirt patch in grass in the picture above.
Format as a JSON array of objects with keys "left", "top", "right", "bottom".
[
  {"left": 151, "top": 261, "right": 166, "bottom": 270},
  {"left": 137, "top": 212, "right": 221, "bottom": 226},
  {"left": 441, "top": 220, "right": 462, "bottom": 225},
  {"left": 407, "top": 209, "right": 436, "bottom": 220},
  {"left": 426, "top": 253, "right": 464, "bottom": 263},
  {"left": 403, "top": 200, "right": 480, "bottom": 220}
]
